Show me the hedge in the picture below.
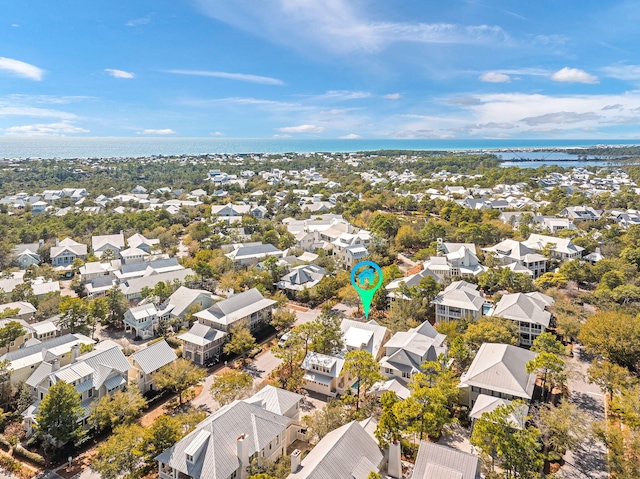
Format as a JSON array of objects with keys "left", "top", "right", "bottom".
[
  {"left": 0, "top": 434, "right": 11, "bottom": 452},
  {"left": 12, "top": 445, "right": 46, "bottom": 467}
]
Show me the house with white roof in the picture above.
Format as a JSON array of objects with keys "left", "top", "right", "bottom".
[
  {"left": 385, "top": 267, "right": 440, "bottom": 300},
  {"left": 459, "top": 343, "right": 538, "bottom": 407},
  {"left": 119, "top": 268, "right": 195, "bottom": 301},
  {"left": 91, "top": 232, "right": 126, "bottom": 259},
  {"left": 523, "top": 233, "right": 585, "bottom": 261},
  {"left": 127, "top": 233, "right": 160, "bottom": 253},
  {"left": 225, "top": 243, "right": 284, "bottom": 266},
  {"left": 0, "top": 318, "right": 33, "bottom": 353},
  {"left": 482, "top": 239, "right": 547, "bottom": 278},
  {"left": 119, "top": 247, "right": 149, "bottom": 264},
  {"left": 244, "top": 385, "right": 305, "bottom": 420},
  {"left": 155, "top": 398, "right": 293, "bottom": 479},
  {"left": 301, "top": 352, "right": 347, "bottom": 397},
  {"left": 340, "top": 319, "right": 390, "bottom": 361},
  {"left": 287, "top": 420, "right": 385, "bottom": 479},
  {"left": 432, "top": 281, "right": 485, "bottom": 324},
  {"left": 468, "top": 394, "right": 529, "bottom": 429},
  {"left": 423, "top": 242, "right": 486, "bottom": 280},
  {"left": 124, "top": 303, "right": 159, "bottom": 339},
  {"left": 50, "top": 238, "right": 87, "bottom": 267},
  {"left": 157, "top": 286, "right": 219, "bottom": 326},
  {"left": 128, "top": 339, "right": 178, "bottom": 393},
  {"left": 23, "top": 341, "right": 130, "bottom": 434},
  {"left": 193, "top": 288, "right": 276, "bottom": 333},
  {"left": 487, "top": 292, "right": 554, "bottom": 347},
  {"left": 332, "top": 231, "right": 371, "bottom": 268},
  {"left": 379, "top": 321, "right": 447, "bottom": 383},
  {"left": 0, "top": 301, "right": 37, "bottom": 321},
  {"left": 412, "top": 441, "right": 481, "bottom": 479}
]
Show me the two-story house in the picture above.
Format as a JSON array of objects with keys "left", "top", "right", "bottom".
[
  {"left": 128, "top": 340, "right": 178, "bottom": 393},
  {"left": 459, "top": 343, "right": 538, "bottom": 408},
  {"left": 487, "top": 292, "right": 554, "bottom": 347},
  {"left": 482, "top": 239, "right": 547, "bottom": 278},
  {"left": 124, "top": 303, "right": 159, "bottom": 339},
  {"left": 432, "top": 281, "right": 485, "bottom": 324},
  {"left": 91, "top": 232, "right": 126, "bottom": 259},
  {"left": 50, "top": 238, "right": 88, "bottom": 267}
]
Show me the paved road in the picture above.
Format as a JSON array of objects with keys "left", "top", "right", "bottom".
[
  {"left": 557, "top": 344, "right": 608, "bottom": 479},
  {"left": 0, "top": 469, "right": 20, "bottom": 479}
]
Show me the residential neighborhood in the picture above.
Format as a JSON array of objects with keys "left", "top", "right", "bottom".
[{"left": 0, "top": 149, "right": 638, "bottom": 479}]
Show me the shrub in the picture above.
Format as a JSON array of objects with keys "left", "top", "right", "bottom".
[
  {"left": 13, "top": 445, "right": 46, "bottom": 466},
  {"left": 0, "top": 434, "right": 11, "bottom": 451},
  {"left": 165, "top": 336, "right": 181, "bottom": 349},
  {"left": 147, "top": 337, "right": 165, "bottom": 346},
  {"left": 0, "top": 454, "right": 22, "bottom": 473}
]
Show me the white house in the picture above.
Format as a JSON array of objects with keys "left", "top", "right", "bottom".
[
  {"left": 128, "top": 340, "right": 178, "bottom": 393},
  {"left": 487, "top": 292, "right": 554, "bottom": 347},
  {"left": 432, "top": 281, "right": 485, "bottom": 324}
]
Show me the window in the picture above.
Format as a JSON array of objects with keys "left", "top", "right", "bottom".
[
  {"left": 88, "top": 389, "right": 93, "bottom": 398},
  {"left": 186, "top": 454, "right": 193, "bottom": 463},
  {"left": 402, "top": 371, "right": 410, "bottom": 379}
]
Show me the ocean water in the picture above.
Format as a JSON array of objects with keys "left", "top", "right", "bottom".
[{"left": 0, "top": 137, "right": 638, "bottom": 160}]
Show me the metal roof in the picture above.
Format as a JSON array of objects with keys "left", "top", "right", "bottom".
[
  {"left": 413, "top": 442, "right": 480, "bottom": 479},
  {"left": 131, "top": 340, "right": 177, "bottom": 374}
]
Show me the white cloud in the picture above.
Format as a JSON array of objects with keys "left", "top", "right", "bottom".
[
  {"left": 320, "top": 109, "right": 348, "bottom": 115},
  {"left": 479, "top": 71, "right": 511, "bottom": 83},
  {"left": 136, "top": 129, "right": 177, "bottom": 135},
  {"left": 0, "top": 106, "right": 76, "bottom": 119},
  {"left": 4, "top": 121, "right": 88, "bottom": 136},
  {"left": 313, "top": 90, "right": 372, "bottom": 100},
  {"left": 382, "top": 93, "right": 402, "bottom": 100},
  {"left": 210, "top": 131, "right": 225, "bottom": 136},
  {"left": 275, "top": 124, "right": 326, "bottom": 133},
  {"left": 520, "top": 111, "right": 601, "bottom": 126},
  {"left": 551, "top": 67, "right": 599, "bottom": 84},
  {"left": 105, "top": 69, "right": 135, "bottom": 79},
  {"left": 0, "top": 57, "right": 44, "bottom": 81},
  {"left": 272, "top": 134, "right": 292, "bottom": 138},
  {"left": 601, "top": 64, "right": 640, "bottom": 81},
  {"left": 194, "top": 0, "right": 510, "bottom": 55},
  {"left": 339, "top": 133, "right": 361, "bottom": 139},
  {"left": 164, "top": 70, "right": 283, "bottom": 85},
  {"left": 126, "top": 16, "right": 152, "bottom": 27}
]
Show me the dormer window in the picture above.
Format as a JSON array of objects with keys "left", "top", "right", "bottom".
[{"left": 186, "top": 454, "right": 193, "bottom": 463}]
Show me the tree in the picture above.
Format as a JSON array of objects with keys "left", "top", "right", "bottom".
[
  {"left": 210, "top": 370, "right": 253, "bottom": 406},
  {"left": 471, "top": 401, "right": 542, "bottom": 478},
  {"left": 0, "top": 360, "right": 12, "bottom": 409},
  {"left": 393, "top": 387, "right": 450, "bottom": 441},
  {"left": 395, "top": 225, "right": 421, "bottom": 250},
  {"left": 309, "top": 311, "right": 343, "bottom": 355},
  {"left": 88, "top": 297, "right": 108, "bottom": 339},
  {"left": 526, "top": 352, "right": 565, "bottom": 401},
  {"left": 88, "top": 388, "right": 147, "bottom": 432},
  {"left": 375, "top": 391, "right": 402, "bottom": 448},
  {"left": 536, "top": 400, "right": 588, "bottom": 462},
  {"left": 302, "top": 399, "right": 351, "bottom": 444},
  {"left": 343, "top": 350, "right": 383, "bottom": 412},
  {"left": 223, "top": 324, "right": 257, "bottom": 360},
  {"left": 0, "top": 320, "right": 26, "bottom": 353},
  {"left": 579, "top": 311, "right": 640, "bottom": 371},
  {"left": 270, "top": 308, "right": 296, "bottom": 333},
  {"left": 59, "top": 296, "right": 89, "bottom": 334},
  {"left": 587, "top": 360, "right": 635, "bottom": 402},
  {"left": 36, "top": 381, "right": 84, "bottom": 447},
  {"left": 140, "top": 415, "right": 183, "bottom": 462},
  {"left": 271, "top": 335, "right": 306, "bottom": 391},
  {"left": 463, "top": 316, "right": 518, "bottom": 350},
  {"left": 93, "top": 424, "right": 144, "bottom": 479},
  {"left": 155, "top": 358, "right": 206, "bottom": 404},
  {"left": 530, "top": 332, "right": 565, "bottom": 355},
  {"left": 105, "top": 285, "right": 128, "bottom": 328}
]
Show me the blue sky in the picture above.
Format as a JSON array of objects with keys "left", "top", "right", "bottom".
[{"left": 2, "top": 0, "right": 640, "bottom": 139}]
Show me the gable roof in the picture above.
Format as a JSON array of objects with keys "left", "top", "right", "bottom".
[
  {"left": 288, "top": 421, "right": 383, "bottom": 479},
  {"left": 468, "top": 394, "right": 529, "bottom": 429},
  {"left": 177, "top": 322, "right": 227, "bottom": 346},
  {"left": 195, "top": 288, "right": 275, "bottom": 326},
  {"left": 247, "top": 385, "right": 304, "bottom": 416},
  {"left": 340, "top": 319, "right": 388, "bottom": 358},
  {"left": 460, "top": 343, "right": 538, "bottom": 400},
  {"left": 155, "top": 400, "right": 290, "bottom": 479},
  {"left": 131, "top": 340, "right": 177, "bottom": 374},
  {"left": 413, "top": 442, "right": 480, "bottom": 479}
]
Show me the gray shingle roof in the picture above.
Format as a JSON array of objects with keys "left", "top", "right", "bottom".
[{"left": 131, "top": 340, "right": 177, "bottom": 374}]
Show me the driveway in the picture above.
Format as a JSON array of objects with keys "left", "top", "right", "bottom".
[
  {"left": 557, "top": 344, "right": 608, "bottom": 479},
  {"left": 244, "top": 349, "right": 282, "bottom": 387},
  {"left": 290, "top": 306, "right": 321, "bottom": 326}
]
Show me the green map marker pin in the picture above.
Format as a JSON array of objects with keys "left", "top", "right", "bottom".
[{"left": 350, "top": 261, "right": 384, "bottom": 319}]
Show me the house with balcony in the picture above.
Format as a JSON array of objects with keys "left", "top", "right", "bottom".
[
  {"left": 487, "top": 292, "right": 554, "bottom": 347},
  {"left": 22, "top": 341, "right": 130, "bottom": 435},
  {"left": 482, "top": 239, "right": 547, "bottom": 278},
  {"left": 157, "top": 286, "right": 219, "bottom": 326},
  {"left": 13, "top": 242, "right": 41, "bottom": 269},
  {"left": 459, "top": 343, "right": 538, "bottom": 407},
  {"left": 128, "top": 339, "right": 177, "bottom": 393},
  {"left": 340, "top": 319, "right": 390, "bottom": 361},
  {"left": 50, "top": 238, "right": 88, "bottom": 267},
  {"left": 124, "top": 303, "right": 159, "bottom": 339},
  {"left": 276, "top": 265, "right": 326, "bottom": 299},
  {"left": 301, "top": 352, "right": 348, "bottom": 397},
  {"left": 155, "top": 398, "right": 292, "bottom": 479},
  {"left": 523, "top": 234, "right": 585, "bottom": 261},
  {"left": 332, "top": 231, "right": 371, "bottom": 268},
  {"left": 92, "top": 232, "right": 126, "bottom": 259},
  {"left": 192, "top": 288, "right": 276, "bottom": 333},
  {"left": 432, "top": 281, "right": 485, "bottom": 324},
  {"left": 379, "top": 321, "right": 447, "bottom": 382}
]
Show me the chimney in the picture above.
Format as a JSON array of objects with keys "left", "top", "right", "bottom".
[
  {"left": 71, "top": 344, "right": 80, "bottom": 362},
  {"left": 55, "top": 239, "right": 60, "bottom": 247},
  {"left": 291, "top": 449, "right": 302, "bottom": 474},
  {"left": 51, "top": 358, "right": 60, "bottom": 372},
  {"left": 595, "top": 247, "right": 601, "bottom": 255},
  {"left": 236, "top": 434, "right": 249, "bottom": 479},
  {"left": 388, "top": 439, "right": 402, "bottom": 479}
]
